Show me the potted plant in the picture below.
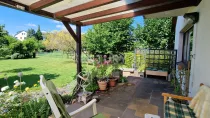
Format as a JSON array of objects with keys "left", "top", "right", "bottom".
[
  {"left": 106, "top": 65, "right": 117, "bottom": 87},
  {"left": 96, "top": 56, "right": 109, "bottom": 90}
]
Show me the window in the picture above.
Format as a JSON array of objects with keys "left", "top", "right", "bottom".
[{"left": 182, "top": 28, "right": 193, "bottom": 63}]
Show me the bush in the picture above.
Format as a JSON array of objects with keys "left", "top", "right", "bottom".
[
  {"left": 11, "top": 53, "right": 20, "bottom": 59},
  {"left": 5, "top": 55, "right": 11, "bottom": 59},
  {"left": 0, "top": 47, "right": 11, "bottom": 58},
  {"left": 2, "top": 99, "right": 52, "bottom": 118}
]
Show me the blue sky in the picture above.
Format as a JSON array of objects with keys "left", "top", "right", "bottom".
[{"left": 0, "top": 6, "right": 144, "bottom": 36}]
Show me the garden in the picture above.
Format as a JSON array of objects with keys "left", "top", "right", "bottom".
[{"left": 0, "top": 17, "right": 180, "bottom": 117}]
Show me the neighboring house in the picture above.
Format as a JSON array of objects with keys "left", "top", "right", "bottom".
[{"left": 14, "top": 31, "right": 27, "bottom": 41}]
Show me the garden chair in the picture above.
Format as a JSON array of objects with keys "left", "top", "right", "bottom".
[
  {"left": 40, "top": 75, "right": 104, "bottom": 118},
  {"left": 162, "top": 83, "right": 210, "bottom": 118}
]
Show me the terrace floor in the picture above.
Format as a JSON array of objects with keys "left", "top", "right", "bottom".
[{"left": 67, "top": 76, "right": 174, "bottom": 118}]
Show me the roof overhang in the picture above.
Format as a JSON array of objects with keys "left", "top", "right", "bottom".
[{"left": 0, "top": 0, "right": 201, "bottom": 26}]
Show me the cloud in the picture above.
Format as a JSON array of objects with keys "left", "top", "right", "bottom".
[
  {"left": 56, "top": 24, "right": 65, "bottom": 29},
  {"left": 25, "top": 23, "right": 37, "bottom": 27},
  {"left": 52, "top": 20, "right": 61, "bottom": 24},
  {"left": 41, "top": 30, "right": 47, "bottom": 33}
]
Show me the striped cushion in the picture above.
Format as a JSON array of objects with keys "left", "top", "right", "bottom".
[{"left": 165, "top": 101, "right": 196, "bottom": 118}]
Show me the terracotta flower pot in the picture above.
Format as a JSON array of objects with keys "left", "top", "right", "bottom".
[
  {"left": 97, "top": 80, "right": 107, "bottom": 90},
  {"left": 109, "top": 79, "right": 117, "bottom": 87}
]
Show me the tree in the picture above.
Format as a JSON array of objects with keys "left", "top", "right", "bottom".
[
  {"left": 43, "top": 30, "right": 76, "bottom": 58},
  {"left": 35, "top": 25, "right": 43, "bottom": 40},
  {"left": 27, "top": 28, "right": 36, "bottom": 38},
  {"left": 0, "top": 25, "right": 8, "bottom": 37},
  {"left": 84, "top": 19, "right": 134, "bottom": 55},
  {"left": 134, "top": 17, "right": 174, "bottom": 49}
]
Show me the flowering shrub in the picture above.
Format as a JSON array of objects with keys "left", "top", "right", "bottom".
[{"left": 0, "top": 72, "right": 51, "bottom": 117}]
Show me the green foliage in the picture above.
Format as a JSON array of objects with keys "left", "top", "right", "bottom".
[
  {"left": 124, "top": 53, "right": 134, "bottom": 68},
  {"left": 27, "top": 28, "right": 36, "bottom": 38},
  {"left": 35, "top": 25, "right": 43, "bottom": 41},
  {"left": 118, "top": 76, "right": 127, "bottom": 83},
  {"left": 0, "top": 25, "right": 8, "bottom": 37},
  {"left": 171, "top": 68, "right": 190, "bottom": 96},
  {"left": 124, "top": 52, "right": 145, "bottom": 72},
  {"left": 84, "top": 19, "right": 134, "bottom": 54},
  {"left": 23, "top": 37, "right": 38, "bottom": 56},
  {"left": 61, "top": 95, "right": 72, "bottom": 104},
  {"left": 9, "top": 41, "right": 26, "bottom": 54},
  {"left": 134, "top": 17, "right": 174, "bottom": 49},
  {"left": 0, "top": 47, "right": 11, "bottom": 58}
]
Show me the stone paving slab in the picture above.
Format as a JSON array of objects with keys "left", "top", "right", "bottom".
[{"left": 66, "top": 76, "right": 173, "bottom": 118}]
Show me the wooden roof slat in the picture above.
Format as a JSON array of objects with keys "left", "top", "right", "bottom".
[
  {"left": 30, "top": 0, "right": 63, "bottom": 11},
  {"left": 82, "top": 0, "right": 198, "bottom": 26},
  {"left": 0, "top": 0, "right": 82, "bottom": 25},
  {"left": 72, "top": 0, "right": 173, "bottom": 22},
  {"left": 55, "top": 0, "right": 119, "bottom": 18}
]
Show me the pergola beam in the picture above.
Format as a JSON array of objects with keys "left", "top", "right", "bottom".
[
  {"left": 29, "top": 0, "right": 63, "bottom": 11},
  {"left": 72, "top": 0, "right": 173, "bottom": 22},
  {"left": 76, "top": 25, "right": 82, "bottom": 76},
  {"left": 82, "top": 0, "right": 198, "bottom": 26},
  {"left": 62, "top": 21, "right": 78, "bottom": 42},
  {"left": 55, "top": 0, "right": 118, "bottom": 18}
]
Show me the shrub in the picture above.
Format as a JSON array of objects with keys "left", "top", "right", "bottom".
[
  {"left": 11, "top": 53, "right": 20, "bottom": 59},
  {"left": 0, "top": 47, "right": 11, "bottom": 58},
  {"left": 5, "top": 55, "right": 11, "bottom": 59},
  {"left": 61, "top": 95, "right": 72, "bottom": 104}
]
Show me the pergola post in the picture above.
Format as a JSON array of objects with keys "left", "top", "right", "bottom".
[{"left": 76, "top": 25, "right": 82, "bottom": 76}]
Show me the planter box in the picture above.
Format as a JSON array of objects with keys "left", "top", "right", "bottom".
[{"left": 146, "top": 70, "right": 168, "bottom": 80}]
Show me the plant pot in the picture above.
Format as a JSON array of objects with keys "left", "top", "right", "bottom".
[
  {"left": 97, "top": 80, "right": 108, "bottom": 91},
  {"left": 109, "top": 79, "right": 117, "bottom": 87}
]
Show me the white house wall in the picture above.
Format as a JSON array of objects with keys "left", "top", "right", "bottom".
[
  {"left": 175, "top": 0, "right": 210, "bottom": 97},
  {"left": 189, "top": 0, "right": 210, "bottom": 96}
]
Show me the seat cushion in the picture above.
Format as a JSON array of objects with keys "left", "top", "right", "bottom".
[{"left": 165, "top": 101, "right": 196, "bottom": 118}]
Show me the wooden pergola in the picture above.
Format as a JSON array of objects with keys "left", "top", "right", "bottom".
[{"left": 0, "top": 0, "right": 201, "bottom": 76}]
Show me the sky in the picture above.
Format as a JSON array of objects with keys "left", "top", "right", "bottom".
[{"left": 0, "top": 6, "right": 144, "bottom": 36}]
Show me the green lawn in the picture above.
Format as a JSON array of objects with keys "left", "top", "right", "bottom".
[{"left": 0, "top": 52, "right": 78, "bottom": 91}]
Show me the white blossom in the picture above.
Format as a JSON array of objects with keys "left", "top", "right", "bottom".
[
  {"left": 1, "top": 86, "right": 9, "bottom": 92},
  {"left": 8, "top": 91, "right": 15, "bottom": 96},
  {"left": 0, "top": 92, "right": 4, "bottom": 96},
  {"left": 17, "top": 72, "right": 23, "bottom": 77},
  {"left": 14, "top": 80, "right": 19, "bottom": 84},
  {"left": 20, "top": 81, "right": 26, "bottom": 85}
]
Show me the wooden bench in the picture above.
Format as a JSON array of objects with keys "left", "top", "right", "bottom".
[
  {"left": 146, "top": 70, "right": 168, "bottom": 80},
  {"left": 162, "top": 83, "right": 205, "bottom": 118}
]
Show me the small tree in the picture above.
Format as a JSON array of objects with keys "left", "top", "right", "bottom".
[
  {"left": 35, "top": 25, "right": 43, "bottom": 41},
  {"left": 27, "top": 28, "right": 36, "bottom": 38}
]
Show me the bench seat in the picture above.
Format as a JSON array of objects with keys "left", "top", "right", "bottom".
[{"left": 165, "top": 101, "right": 195, "bottom": 118}]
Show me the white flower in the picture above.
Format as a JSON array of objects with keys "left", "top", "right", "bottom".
[
  {"left": 1, "top": 86, "right": 9, "bottom": 92},
  {"left": 17, "top": 72, "right": 23, "bottom": 77},
  {"left": 9, "top": 91, "right": 15, "bottom": 96},
  {"left": 0, "top": 92, "right": 4, "bottom": 96},
  {"left": 15, "top": 82, "right": 21, "bottom": 86},
  {"left": 14, "top": 80, "right": 19, "bottom": 84},
  {"left": 20, "top": 81, "right": 26, "bottom": 85}
]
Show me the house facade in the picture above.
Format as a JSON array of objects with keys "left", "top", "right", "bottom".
[
  {"left": 14, "top": 31, "right": 27, "bottom": 41},
  {"left": 174, "top": 0, "right": 210, "bottom": 97}
]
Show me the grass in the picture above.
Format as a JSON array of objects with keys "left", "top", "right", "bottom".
[{"left": 0, "top": 52, "right": 79, "bottom": 91}]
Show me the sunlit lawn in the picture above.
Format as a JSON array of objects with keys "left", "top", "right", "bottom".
[{"left": 0, "top": 52, "right": 78, "bottom": 91}]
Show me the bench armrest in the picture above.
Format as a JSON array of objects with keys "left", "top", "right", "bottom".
[{"left": 162, "top": 93, "right": 193, "bottom": 103}]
